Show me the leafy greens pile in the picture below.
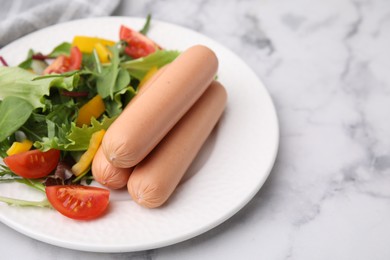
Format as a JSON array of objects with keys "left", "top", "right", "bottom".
[
  {"left": 0, "top": 20, "right": 179, "bottom": 178},
  {"left": 0, "top": 48, "right": 178, "bottom": 151}
]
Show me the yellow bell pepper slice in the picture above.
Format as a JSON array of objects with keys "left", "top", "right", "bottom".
[
  {"left": 76, "top": 95, "right": 105, "bottom": 127},
  {"left": 138, "top": 66, "right": 158, "bottom": 90},
  {"left": 6, "top": 139, "right": 33, "bottom": 156},
  {"left": 72, "top": 129, "right": 105, "bottom": 176},
  {"left": 72, "top": 36, "right": 115, "bottom": 53},
  {"left": 94, "top": 42, "right": 112, "bottom": 63}
]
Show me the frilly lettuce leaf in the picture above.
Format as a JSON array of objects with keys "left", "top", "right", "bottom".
[
  {"left": 0, "top": 67, "right": 79, "bottom": 142},
  {"left": 0, "top": 66, "right": 78, "bottom": 109},
  {"left": 35, "top": 116, "right": 116, "bottom": 151}
]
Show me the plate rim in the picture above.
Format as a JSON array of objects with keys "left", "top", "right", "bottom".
[{"left": 0, "top": 16, "right": 279, "bottom": 252}]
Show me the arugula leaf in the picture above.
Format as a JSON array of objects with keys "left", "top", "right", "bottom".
[
  {"left": 0, "top": 165, "right": 14, "bottom": 177},
  {"left": 96, "top": 47, "right": 119, "bottom": 98},
  {"left": 92, "top": 49, "right": 102, "bottom": 74},
  {"left": 48, "top": 42, "right": 71, "bottom": 57},
  {"left": 96, "top": 46, "right": 131, "bottom": 99},
  {"left": 16, "top": 178, "right": 46, "bottom": 193},
  {"left": 0, "top": 166, "right": 49, "bottom": 207},
  {"left": 31, "top": 98, "right": 78, "bottom": 148},
  {"left": 0, "top": 164, "right": 46, "bottom": 194},
  {"left": 140, "top": 14, "right": 152, "bottom": 35},
  {"left": 45, "top": 99, "right": 77, "bottom": 126},
  {"left": 0, "top": 146, "right": 8, "bottom": 159},
  {"left": 18, "top": 49, "right": 34, "bottom": 69},
  {"left": 115, "top": 68, "right": 131, "bottom": 93},
  {"left": 21, "top": 112, "right": 47, "bottom": 142},
  {"left": 121, "top": 50, "right": 180, "bottom": 80},
  {"left": 0, "top": 136, "right": 13, "bottom": 158},
  {"left": 17, "top": 42, "right": 71, "bottom": 70},
  {"left": 104, "top": 86, "right": 136, "bottom": 117},
  {"left": 35, "top": 116, "right": 116, "bottom": 151},
  {"left": 0, "top": 97, "right": 33, "bottom": 142},
  {"left": 0, "top": 196, "right": 51, "bottom": 208},
  {"left": 32, "top": 70, "right": 79, "bottom": 80}
]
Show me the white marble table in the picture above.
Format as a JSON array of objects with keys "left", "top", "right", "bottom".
[{"left": 1, "top": 0, "right": 390, "bottom": 259}]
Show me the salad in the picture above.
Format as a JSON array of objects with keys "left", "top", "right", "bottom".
[{"left": 0, "top": 15, "right": 179, "bottom": 220}]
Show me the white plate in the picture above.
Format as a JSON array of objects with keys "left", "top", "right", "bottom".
[{"left": 0, "top": 17, "right": 279, "bottom": 252}]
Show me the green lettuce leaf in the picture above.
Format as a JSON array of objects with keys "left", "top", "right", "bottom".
[
  {"left": 121, "top": 50, "right": 180, "bottom": 80},
  {"left": 0, "top": 97, "right": 33, "bottom": 142},
  {"left": 35, "top": 116, "right": 116, "bottom": 151},
  {"left": 0, "top": 67, "right": 79, "bottom": 142},
  {"left": 0, "top": 66, "right": 79, "bottom": 109}
]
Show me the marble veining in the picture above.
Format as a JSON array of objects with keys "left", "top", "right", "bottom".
[{"left": 0, "top": 0, "right": 389, "bottom": 259}]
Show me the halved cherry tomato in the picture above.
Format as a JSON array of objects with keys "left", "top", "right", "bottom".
[
  {"left": 43, "top": 46, "right": 82, "bottom": 74},
  {"left": 45, "top": 185, "right": 110, "bottom": 220},
  {"left": 119, "top": 25, "right": 160, "bottom": 59},
  {"left": 68, "top": 46, "right": 82, "bottom": 71},
  {"left": 4, "top": 149, "right": 60, "bottom": 179}
]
